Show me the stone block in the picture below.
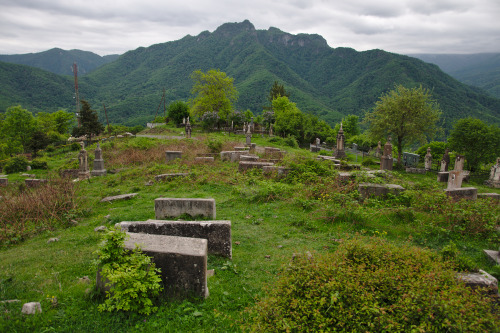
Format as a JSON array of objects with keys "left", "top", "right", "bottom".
[
  {"left": 165, "top": 151, "right": 182, "bottom": 162},
  {"left": 358, "top": 183, "right": 405, "bottom": 200},
  {"left": 380, "top": 156, "right": 393, "bottom": 170},
  {"left": 155, "top": 198, "right": 216, "bottom": 219},
  {"left": 405, "top": 167, "right": 426, "bottom": 174},
  {"left": 0, "top": 178, "right": 7, "bottom": 186},
  {"left": 234, "top": 146, "right": 250, "bottom": 151},
  {"left": 117, "top": 220, "right": 232, "bottom": 258},
  {"left": 484, "top": 250, "right": 500, "bottom": 265},
  {"left": 60, "top": 169, "right": 80, "bottom": 178},
  {"left": 477, "top": 193, "right": 500, "bottom": 202},
  {"left": 310, "top": 146, "right": 321, "bottom": 153},
  {"left": 195, "top": 157, "right": 214, "bottom": 163},
  {"left": 91, "top": 169, "right": 107, "bottom": 177},
  {"left": 238, "top": 161, "right": 274, "bottom": 172},
  {"left": 264, "top": 147, "right": 281, "bottom": 158},
  {"left": 25, "top": 179, "right": 48, "bottom": 188},
  {"left": 457, "top": 270, "right": 498, "bottom": 296},
  {"left": 155, "top": 173, "right": 189, "bottom": 182},
  {"left": 338, "top": 172, "right": 354, "bottom": 182},
  {"left": 220, "top": 151, "right": 247, "bottom": 162},
  {"left": 445, "top": 187, "right": 477, "bottom": 201},
  {"left": 100, "top": 193, "right": 138, "bottom": 203},
  {"left": 239, "top": 155, "right": 259, "bottom": 162},
  {"left": 21, "top": 302, "right": 42, "bottom": 314},
  {"left": 262, "top": 166, "right": 290, "bottom": 177},
  {"left": 124, "top": 233, "right": 208, "bottom": 298},
  {"left": 437, "top": 172, "right": 449, "bottom": 182}
]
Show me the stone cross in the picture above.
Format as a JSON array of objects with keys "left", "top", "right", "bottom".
[
  {"left": 334, "top": 123, "right": 346, "bottom": 159},
  {"left": 91, "top": 143, "right": 107, "bottom": 176},
  {"left": 447, "top": 155, "right": 465, "bottom": 189},
  {"left": 424, "top": 147, "right": 432, "bottom": 171}
]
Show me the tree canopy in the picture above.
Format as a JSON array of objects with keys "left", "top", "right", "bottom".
[
  {"left": 447, "top": 117, "right": 500, "bottom": 171},
  {"left": 72, "top": 100, "right": 104, "bottom": 141},
  {"left": 167, "top": 100, "right": 190, "bottom": 125},
  {"left": 190, "top": 69, "right": 238, "bottom": 122},
  {"left": 365, "top": 85, "right": 441, "bottom": 163}
]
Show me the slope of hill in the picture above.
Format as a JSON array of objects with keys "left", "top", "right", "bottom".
[
  {"left": 0, "top": 48, "right": 120, "bottom": 76},
  {"left": 411, "top": 53, "right": 500, "bottom": 99},
  {"left": 0, "top": 21, "right": 499, "bottom": 131}
]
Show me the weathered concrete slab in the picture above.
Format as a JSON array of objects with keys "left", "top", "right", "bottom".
[
  {"left": 262, "top": 166, "right": 290, "bottom": 177},
  {"left": 477, "top": 193, "right": 500, "bottom": 202},
  {"left": 358, "top": 183, "right": 405, "bottom": 200},
  {"left": 239, "top": 155, "right": 259, "bottom": 162},
  {"left": 60, "top": 169, "right": 80, "bottom": 178},
  {"left": 484, "top": 250, "right": 500, "bottom": 265},
  {"left": 238, "top": 161, "right": 274, "bottom": 172},
  {"left": 125, "top": 233, "right": 208, "bottom": 298},
  {"left": 316, "top": 155, "right": 341, "bottom": 164},
  {"left": 405, "top": 167, "right": 426, "bottom": 174},
  {"left": 25, "top": 179, "right": 48, "bottom": 188},
  {"left": 0, "top": 178, "right": 7, "bottom": 186},
  {"left": 445, "top": 187, "right": 477, "bottom": 201},
  {"left": 195, "top": 156, "right": 214, "bottom": 162},
  {"left": 220, "top": 151, "right": 248, "bottom": 162},
  {"left": 234, "top": 146, "right": 250, "bottom": 151},
  {"left": 100, "top": 193, "right": 138, "bottom": 203},
  {"left": 117, "top": 220, "right": 232, "bottom": 258},
  {"left": 457, "top": 269, "right": 498, "bottom": 296},
  {"left": 165, "top": 151, "right": 182, "bottom": 162},
  {"left": 264, "top": 147, "right": 285, "bottom": 159},
  {"left": 155, "top": 198, "right": 216, "bottom": 219},
  {"left": 155, "top": 173, "right": 189, "bottom": 182}
]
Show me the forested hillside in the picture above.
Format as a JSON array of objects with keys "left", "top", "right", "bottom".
[
  {"left": 0, "top": 48, "right": 119, "bottom": 76},
  {"left": 1, "top": 20, "right": 499, "bottom": 130}
]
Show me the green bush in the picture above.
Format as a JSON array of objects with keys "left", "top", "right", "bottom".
[
  {"left": 207, "top": 138, "right": 223, "bottom": 153},
  {"left": 30, "top": 159, "right": 48, "bottom": 170},
  {"left": 70, "top": 142, "right": 81, "bottom": 151},
  {"left": 245, "top": 237, "right": 499, "bottom": 332},
  {"left": 94, "top": 227, "right": 163, "bottom": 315},
  {"left": 283, "top": 135, "right": 299, "bottom": 148},
  {"left": 4, "top": 155, "right": 29, "bottom": 174}
]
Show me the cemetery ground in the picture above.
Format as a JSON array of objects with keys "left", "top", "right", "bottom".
[{"left": 1, "top": 129, "right": 500, "bottom": 332}]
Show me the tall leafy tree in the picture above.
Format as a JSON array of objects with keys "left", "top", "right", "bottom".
[
  {"left": 1, "top": 105, "right": 38, "bottom": 152},
  {"left": 365, "top": 85, "right": 441, "bottom": 164},
  {"left": 167, "top": 100, "right": 190, "bottom": 125},
  {"left": 190, "top": 69, "right": 238, "bottom": 122},
  {"left": 447, "top": 117, "right": 500, "bottom": 171},
  {"left": 268, "top": 81, "right": 289, "bottom": 103},
  {"left": 72, "top": 100, "right": 104, "bottom": 142}
]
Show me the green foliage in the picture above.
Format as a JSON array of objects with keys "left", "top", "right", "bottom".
[
  {"left": 283, "top": 135, "right": 299, "bottom": 148},
  {"left": 70, "top": 142, "right": 81, "bottom": 151},
  {"left": 71, "top": 100, "right": 104, "bottom": 141},
  {"left": 206, "top": 138, "right": 223, "bottom": 153},
  {"left": 448, "top": 117, "right": 500, "bottom": 171},
  {"left": 246, "top": 237, "right": 500, "bottom": 332},
  {"left": 267, "top": 80, "right": 289, "bottom": 104},
  {"left": 415, "top": 141, "right": 447, "bottom": 161},
  {"left": 4, "top": 155, "right": 29, "bottom": 174},
  {"left": 347, "top": 133, "right": 377, "bottom": 152},
  {"left": 365, "top": 85, "right": 441, "bottom": 163},
  {"left": 30, "top": 159, "right": 48, "bottom": 170},
  {"left": 190, "top": 69, "right": 238, "bottom": 122},
  {"left": 439, "top": 241, "right": 479, "bottom": 272},
  {"left": 1, "top": 105, "right": 38, "bottom": 151},
  {"left": 94, "top": 227, "right": 163, "bottom": 315},
  {"left": 167, "top": 100, "right": 190, "bottom": 125}
]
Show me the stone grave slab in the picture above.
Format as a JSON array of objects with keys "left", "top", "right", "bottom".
[
  {"left": 165, "top": 151, "right": 182, "bottom": 162},
  {"left": 25, "top": 179, "right": 48, "bottom": 188},
  {"left": 155, "top": 173, "right": 189, "bottom": 182},
  {"left": 477, "top": 193, "right": 500, "bottom": 202},
  {"left": 238, "top": 161, "right": 274, "bottom": 172},
  {"left": 262, "top": 166, "right": 290, "bottom": 177},
  {"left": 484, "top": 250, "right": 500, "bottom": 265},
  {"left": 445, "top": 187, "right": 477, "bottom": 201},
  {"left": 0, "top": 178, "right": 7, "bottom": 186},
  {"left": 155, "top": 198, "right": 216, "bottom": 219},
  {"left": 100, "top": 193, "right": 138, "bottom": 203},
  {"left": 457, "top": 270, "right": 498, "bottom": 296}
]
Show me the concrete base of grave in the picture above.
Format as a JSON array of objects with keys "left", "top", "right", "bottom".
[
  {"left": 240, "top": 155, "right": 259, "bottom": 162},
  {"left": 0, "top": 178, "right": 7, "bottom": 186},
  {"left": 477, "top": 193, "right": 500, "bottom": 202},
  {"left": 484, "top": 180, "right": 500, "bottom": 188},
  {"left": 338, "top": 172, "right": 355, "bottom": 181},
  {"left": 234, "top": 147, "right": 250, "bottom": 152},
  {"left": 334, "top": 150, "right": 346, "bottom": 159},
  {"left": 117, "top": 220, "right": 232, "bottom": 258},
  {"left": 220, "top": 151, "right": 247, "bottom": 162},
  {"left": 262, "top": 166, "right": 289, "bottom": 177},
  {"left": 358, "top": 183, "right": 405, "bottom": 200},
  {"left": 155, "top": 198, "right": 216, "bottom": 219},
  {"left": 165, "top": 151, "right": 182, "bottom": 162},
  {"left": 100, "top": 193, "right": 138, "bottom": 203},
  {"left": 484, "top": 250, "right": 500, "bottom": 265},
  {"left": 78, "top": 171, "right": 90, "bottom": 180},
  {"left": 457, "top": 270, "right": 498, "bottom": 296},
  {"left": 60, "top": 169, "right": 80, "bottom": 178},
  {"left": 310, "top": 146, "right": 321, "bottom": 153},
  {"left": 238, "top": 161, "right": 274, "bottom": 172},
  {"left": 406, "top": 167, "right": 426, "bottom": 174},
  {"left": 445, "top": 187, "right": 477, "bottom": 201},
  {"left": 25, "top": 179, "right": 48, "bottom": 188},
  {"left": 91, "top": 169, "right": 107, "bottom": 176},
  {"left": 264, "top": 147, "right": 283, "bottom": 159},
  {"left": 155, "top": 173, "right": 189, "bottom": 182},
  {"left": 437, "top": 172, "right": 449, "bottom": 182},
  {"left": 195, "top": 157, "right": 214, "bottom": 162},
  {"left": 380, "top": 156, "right": 393, "bottom": 170},
  {"left": 97, "top": 233, "right": 209, "bottom": 299}
]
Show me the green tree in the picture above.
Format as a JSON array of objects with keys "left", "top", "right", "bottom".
[
  {"left": 365, "top": 85, "right": 441, "bottom": 164},
  {"left": 72, "top": 100, "right": 104, "bottom": 142},
  {"left": 273, "top": 96, "right": 304, "bottom": 138},
  {"left": 190, "top": 69, "right": 238, "bottom": 122},
  {"left": 1, "top": 105, "right": 38, "bottom": 152},
  {"left": 167, "top": 100, "right": 190, "bottom": 125},
  {"left": 447, "top": 117, "right": 500, "bottom": 171},
  {"left": 268, "top": 81, "right": 289, "bottom": 103}
]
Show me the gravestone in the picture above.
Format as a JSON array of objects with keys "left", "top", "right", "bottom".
[
  {"left": 78, "top": 143, "right": 90, "bottom": 180},
  {"left": 25, "top": 179, "right": 48, "bottom": 188},
  {"left": 403, "top": 152, "right": 420, "bottom": 167},
  {"left": 269, "top": 124, "right": 273, "bottom": 136},
  {"left": 155, "top": 173, "right": 189, "bottom": 182},
  {"left": 0, "top": 177, "right": 7, "bottom": 187},
  {"left": 185, "top": 118, "right": 192, "bottom": 138},
  {"left": 380, "top": 137, "right": 393, "bottom": 171},
  {"left": 334, "top": 123, "right": 346, "bottom": 159},
  {"left": 424, "top": 147, "right": 432, "bottom": 171},
  {"left": 262, "top": 165, "right": 290, "bottom": 177},
  {"left": 447, "top": 155, "right": 465, "bottom": 190},
  {"left": 238, "top": 161, "right": 274, "bottom": 172},
  {"left": 485, "top": 157, "right": 500, "bottom": 188},
  {"left": 440, "top": 148, "right": 450, "bottom": 172},
  {"left": 245, "top": 125, "right": 252, "bottom": 145},
  {"left": 375, "top": 141, "right": 382, "bottom": 158},
  {"left": 155, "top": 198, "right": 216, "bottom": 219},
  {"left": 165, "top": 151, "right": 182, "bottom": 162},
  {"left": 91, "top": 143, "right": 107, "bottom": 176},
  {"left": 316, "top": 138, "right": 321, "bottom": 147}
]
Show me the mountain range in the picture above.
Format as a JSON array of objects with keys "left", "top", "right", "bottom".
[{"left": 0, "top": 20, "right": 499, "bottom": 132}]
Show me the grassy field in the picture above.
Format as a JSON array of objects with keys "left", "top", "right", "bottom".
[{"left": 1, "top": 130, "right": 499, "bottom": 332}]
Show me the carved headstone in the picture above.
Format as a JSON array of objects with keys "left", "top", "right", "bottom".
[
  {"left": 375, "top": 141, "right": 382, "bottom": 158},
  {"left": 316, "top": 138, "right": 321, "bottom": 147},
  {"left": 380, "top": 137, "right": 393, "bottom": 170},
  {"left": 91, "top": 143, "right": 107, "bottom": 176},
  {"left": 424, "top": 147, "right": 432, "bottom": 171},
  {"left": 185, "top": 117, "right": 192, "bottom": 139},
  {"left": 447, "top": 155, "right": 465, "bottom": 190},
  {"left": 334, "top": 123, "right": 346, "bottom": 159},
  {"left": 440, "top": 148, "right": 450, "bottom": 172},
  {"left": 269, "top": 124, "right": 273, "bottom": 136},
  {"left": 245, "top": 125, "right": 252, "bottom": 145},
  {"left": 78, "top": 143, "right": 90, "bottom": 180},
  {"left": 485, "top": 157, "right": 500, "bottom": 188}
]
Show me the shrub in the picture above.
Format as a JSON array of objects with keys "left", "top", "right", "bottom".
[
  {"left": 245, "top": 237, "right": 499, "bottom": 332},
  {"left": 283, "top": 135, "right": 299, "bottom": 148},
  {"left": 31, "top": 159, "right": 48, "bottom": 170},
  {"left": 4, "top": 155, "right": 29, "bottom": 174},
  {"left": 94, "top": 227, "right": 163, "bottom": 315},
  {"left": 70, "top": 142, "right": 81, "bottom": 151},
  {"left": 207, "top": 138, "right": 223, "bottom": 153}
]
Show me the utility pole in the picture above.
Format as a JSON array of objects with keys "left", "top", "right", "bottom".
[{"left": 72, "top": 62, "right": 80, "bottom": 127}]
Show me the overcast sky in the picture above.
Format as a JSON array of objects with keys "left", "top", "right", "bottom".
[{"left": 1, "top": 0, "right": 499, "bottom": 56}]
